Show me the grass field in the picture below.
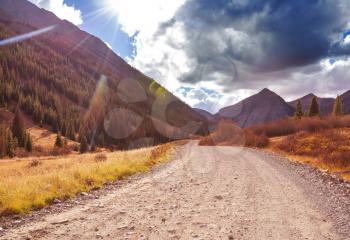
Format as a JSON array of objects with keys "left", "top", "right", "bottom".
[{"left": 0, "top": 143, "right": 174, "bottom": 216}]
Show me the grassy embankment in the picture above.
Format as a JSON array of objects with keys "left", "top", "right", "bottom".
[
  {"left": 200, "top": 117, "right": 350, "bottom": 181},
  {"left": 0, "top": 143, "right": 173, "bottom": 216},
  {"left": 269, "top": 129, "right": 350, "bottom": 181}
]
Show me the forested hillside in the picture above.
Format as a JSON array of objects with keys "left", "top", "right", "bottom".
[{"left": 0, "top": 0, "right": 207, "bottom": 154}]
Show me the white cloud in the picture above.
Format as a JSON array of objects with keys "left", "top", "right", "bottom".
[
  {"left": 104, "top": 0, "right": 186, "bottom": 36},
  {"left": 175, "top": 87, "right": 253, "bottom": 113},
  {"left": 104, "top": 0, "right": 187, "bottom": 92},
  {"left": 344, "top": 35, "right": 350, "bottom": 45},
  {"left": 268, "top": 57, "right": 350, "bottom": 101},
  {"left": 109, "top": 0, "right": 274, "bottom": 111},
  {"left": 111, "top": 0, "right": 350, "bottom": 111},
  {"left": 29, "top": 0, "right": 83, "bottom": 25}
]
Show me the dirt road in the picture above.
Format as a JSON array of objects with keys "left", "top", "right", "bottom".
[{"left": 1, "top": 142, "right": 349, "bottom": 240}]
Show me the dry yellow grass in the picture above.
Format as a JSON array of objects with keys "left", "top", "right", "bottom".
[
  {"left": 268, "top": 128, "right": 350, "bottom": 182},
  {"left": 0, "top": 144, "right": 173, "bottom": 216},
  {"left": 343, "top": 174, "right": 350, "bottom": 181},
  {"left": 269, "top": 152, "right": 350, "bottom": 182}
]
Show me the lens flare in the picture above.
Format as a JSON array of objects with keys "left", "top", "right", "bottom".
[{"left": 0, "top": 25, "right": 55, "bottom": 46}]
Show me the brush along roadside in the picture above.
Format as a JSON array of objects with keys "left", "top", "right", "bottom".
[{"left": 269, "top": 129, "right": 350, "bottom": 182}]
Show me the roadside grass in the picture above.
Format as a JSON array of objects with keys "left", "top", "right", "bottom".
[
  {"left": 0, "top": 143, "right": 173, "bottom": 216},
  {"left": 269, "top": 129, "right": 350, "bottom": 180}
]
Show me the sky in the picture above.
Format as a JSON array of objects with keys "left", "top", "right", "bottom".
[{"left": 28, "top": 0, "right": 350, "bottom": 114}]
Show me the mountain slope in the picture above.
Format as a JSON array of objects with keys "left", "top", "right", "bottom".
[
  {"left": 194, "top": 108, "right": 216, "bottom": 122},
  {"left": 288, "top": 94, "right": 334, "bottom": 115},
  {"left": 0, "top": 0, "right": 207, "bottom": 148},
  {"left": 341, "top": 90, "right": 350, "bottom": 114},
  {"left": 216, "top": 88, "right": 294, "bottom": 128}
]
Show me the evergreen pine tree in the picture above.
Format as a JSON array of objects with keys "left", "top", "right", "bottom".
[
  {"left": 90, "top": 141, "right": 96, "bottom": 152},
  {"left": 332, "top": 96, "right": 343, "bottom": 117},
  {"left": 79, "top": 136, "right": 88, "bottom": 153},
  {"left": 6, "top": 133, "right": 16, "bottom": 158},
  {"left": 12, "top": 107, "right": 26, "bottom": 147},
  {"left": 308, "top": 97, "right": 321, "bottom": 117},
  {"left": 52, "top": 120, "right": 59, "bottom": 133},
  {"left": 0, "top": 125, "right": 7, "bottom": 158},
  {"left": 25, "top": 134, "right": 33, "bottom": 152},
  {"left": 98, "top": 133, "right": 105, "bottom": 147},
  {"left": 66, "top": 123, "right": 76, "bottom": 141},
  {"left": 0, "top": 84, "right": 4, "bottom": 107},
  {"left": 61, "top": 121, "right": 67, "bottom": 137},
  {"left": 294, "top": 100, "right": 304, "bottom": 119},
  {"left": 54, "top": 132, "right": 64, "bottom": 148}
]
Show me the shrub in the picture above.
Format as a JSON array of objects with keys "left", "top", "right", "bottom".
[
  {"left": 244, "top": 130, "right": 269, "bottom": 148},
  {"left": 275, "top": 129, "right": 350, "bottom": 168},
  {"left": 249, "top": 116, "right": 350, "bottom": 138},
  {"left": 199, "top": 120, "right": 245, "bottom": 146},
  {"left": 94, "top": 153, "right": 107, "bottom": 162},
  {"left": 28, "top": 159, "right": 41, "bottom": 168},
  {"left": 198, "top": 136, "right": 214, "bottom": 146},
  {"left": 54, "top": 132, "right": 64, "bottom": 148}
]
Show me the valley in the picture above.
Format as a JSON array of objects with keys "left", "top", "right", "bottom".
[{"left": 1, "top": 0, "right": 350, "bottom": 239}]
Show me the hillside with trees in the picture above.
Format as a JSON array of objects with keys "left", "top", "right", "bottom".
[{"left": 0, "top": 0, "right": 207, "bottom": 157}]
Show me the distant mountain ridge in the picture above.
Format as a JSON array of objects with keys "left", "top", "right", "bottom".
[
  {"left": 194, "top": 89, "right": 350, "bottom": 128},
  {"left": 194, "top": 108, "right": 216, "bottom": 122},
  {"left": 215, "top": 88, "right": 294, "bottom": 128},
  {"left": 341, "top": 90, "right": 350, "bottom": 114},
  {"left": 288, "top": 94, "right": 335, "bottom": 115}
]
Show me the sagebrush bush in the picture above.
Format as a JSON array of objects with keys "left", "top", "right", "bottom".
[
  {"left": 28, "top": 159, "right": 41, "bottom": 168},
  {"left": 94, "top": 153, "right": 107, "bottom": 162},
  {"left": 244, "top": 130, "right": 269, "bottom": 148}
]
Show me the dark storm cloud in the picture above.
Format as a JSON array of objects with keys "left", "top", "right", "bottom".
[{"left": 158, "top": 0, "right": 350, "bottom": 85}]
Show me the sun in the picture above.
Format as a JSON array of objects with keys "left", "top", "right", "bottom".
[{"left": 103, "top": 0, "right": 124, "bottom": 15}]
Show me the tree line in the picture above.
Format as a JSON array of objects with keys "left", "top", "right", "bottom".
[
  {"left": 0, "top": 108, "right": 32, "bottom": 158},
  {"left": 294, "top": 96, "right": 344, "bottom": 119},
  {"left": 0, "top": 106, "right": 95, "bottom": 158}
]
